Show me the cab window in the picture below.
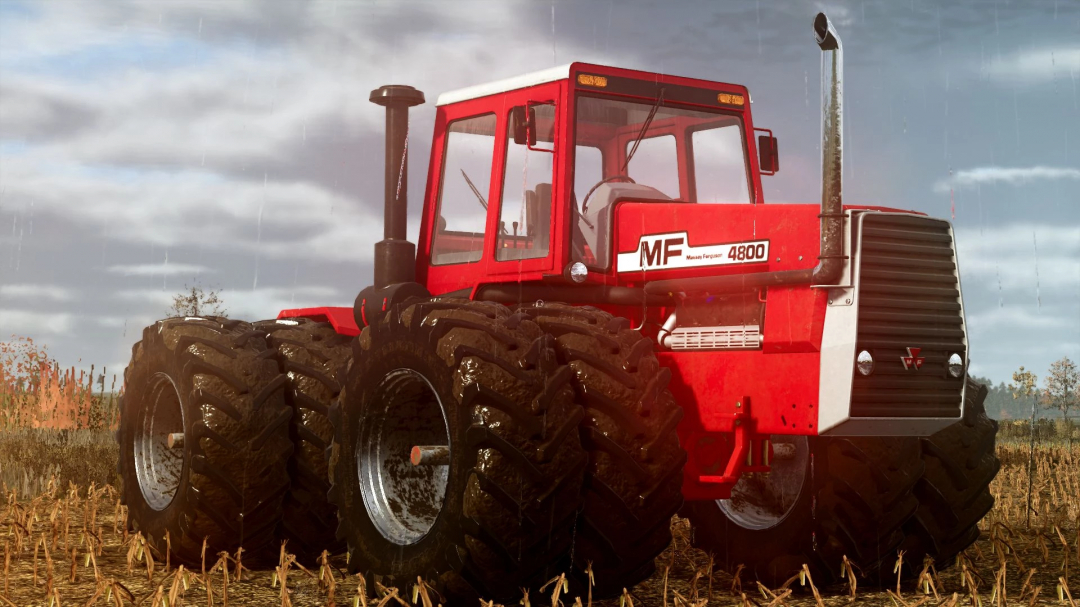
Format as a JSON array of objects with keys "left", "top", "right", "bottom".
[
  {"left": 431, "top": 114, "right": 497, "bottom": 266},
  {"left": 497, "top": 103, "right": 555, "bottom": 261},
  {"left": 692, "top": 122, "right": 751, "bottom": 204},
  {"left": 625, "top": 135, "right": 679, "bottom": 199}
]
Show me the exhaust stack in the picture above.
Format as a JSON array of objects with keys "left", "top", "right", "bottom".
[
  {"left": 812, "top": 12, "right": 844, "bottom": 284},
  {"left": 370, "top": 84, "right": 425, "bottom": 289}
]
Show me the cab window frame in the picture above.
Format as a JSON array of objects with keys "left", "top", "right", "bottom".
[{"left": 430, "top": 111, "right": 499, "bottom": 267}]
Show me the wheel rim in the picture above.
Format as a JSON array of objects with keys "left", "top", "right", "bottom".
[
  {"left": 358, "top": 368, "right": 450, "bottom": 546},
  {"left": 717, "top": 436, "right": 808, "bottom": 530},
  {"left": 134, "top": 373, "right": 186, "bottom": 511}
]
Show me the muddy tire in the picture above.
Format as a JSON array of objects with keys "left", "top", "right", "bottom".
[
  {"left": 901, "top": 377, "right": 1000, "bottom": 569},
  {"left": 327, "top": 299, "right": 587, "bottom": 603},
  {"left": 255, "top": 318, "right": 352, "bottom": 562},
  {"left": 684, "top": 436, "right": 923, "bottom": 586},
  {"left": 516, "top": 303, "right": 686, "bottom": 598},
  {"left": 116, "top": 317, "right": 293, "bottom": 566}
]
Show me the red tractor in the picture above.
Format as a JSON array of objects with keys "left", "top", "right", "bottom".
[{"left": 117, "top": 13, "right": 999, "bottom": 603}]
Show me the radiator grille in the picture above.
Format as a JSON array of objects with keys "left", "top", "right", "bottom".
[{"left": 851, "top": 213, "right": 966, "bottom": 418}]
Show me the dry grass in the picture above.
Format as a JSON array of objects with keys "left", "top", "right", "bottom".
[
  {"left": 0, "top": 429, "right": 119, "bottom": 498},
  {"left": 1, "top": 340, "right": 1076, "bottom": 605},
  {"left": 0, "top": 442, "right": 1073, "bottom": 606}
]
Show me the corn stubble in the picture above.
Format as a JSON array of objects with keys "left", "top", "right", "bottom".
[
  {"left": 1, "top": 343, "right": 1078, "bottom": 605},
  {"left": 0, "top": 444, "right": 1067, "bottom": 607}
]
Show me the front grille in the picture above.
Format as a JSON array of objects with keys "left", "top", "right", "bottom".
[{"left": 851, "top": 213, "right": 966, "bottom": 418}]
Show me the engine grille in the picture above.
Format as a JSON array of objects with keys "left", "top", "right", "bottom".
[
  {"left": 851, "top": 213, "right": 966, "bottom": 418},
  {"left": 667, "top": 325, "right": 762, "bottom": 350}
]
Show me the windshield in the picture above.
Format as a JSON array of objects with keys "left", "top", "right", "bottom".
[{"left": 572, "top": 94, "right": 752, "bottom": 267}]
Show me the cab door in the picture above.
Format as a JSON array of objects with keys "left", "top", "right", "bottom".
[
  {"left": 420, "top": 101, "right": 499, "bottom": 294},
  {"left": 419, "top": 82, "right": 563, "bottom": 295},
  {"left": 485, "top": 82, "right": 562, "bottom": 278}
]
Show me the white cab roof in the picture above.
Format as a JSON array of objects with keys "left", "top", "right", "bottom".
[{"left": 435, "top": 64, "right": 573, "bottom": 106}]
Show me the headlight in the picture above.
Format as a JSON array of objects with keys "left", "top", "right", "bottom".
[
  {"left": 856, "top": 350, "right": 874, "bottom": 376},
  {"left": 568, "top": 262, "right": 588, "bottom": 283},
  {"left": 947, "top": 353, "right": 964, "bottom": 378}
]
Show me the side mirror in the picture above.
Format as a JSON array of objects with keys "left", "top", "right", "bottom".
[
  {"left": 757, "top": 134, "right": 779, "bottom": 174},
  {"left": 511, "top": 106, "right": 537, "bottom": 146}
]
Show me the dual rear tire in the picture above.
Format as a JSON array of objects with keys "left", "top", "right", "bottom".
[
  {"left": 255, "top": 318, "right": 352, "bottom": 562},
  {"left": 514, "top": 303, "right": 686, "bottom": 598},
  {"left": 327, "top": 299, "right": 588, "bottom": 602},
  {"left": 116, "top": 317, "right": 294, "bottom": 565}
]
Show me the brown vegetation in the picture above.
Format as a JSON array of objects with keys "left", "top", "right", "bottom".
[
  {"left": 0, "top": 340, "right": 1076, "bottom": 605},
  {"left": 0, "top": 441, "right": 1075, "bottom": 605},
  {"left": 0, "top": 336, "right": 119, "bottom": 431}
]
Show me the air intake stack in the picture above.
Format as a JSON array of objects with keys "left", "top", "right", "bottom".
[{"left": 370, "top": 85, "right": 425, "bottom": 289}]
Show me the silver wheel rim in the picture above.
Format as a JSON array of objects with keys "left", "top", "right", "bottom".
[
  {"left": 717, "top": 436, "right": 808, "bottom": 530},
  {"left": 134, "top": 373, "right": 186, "bottom": 511},
  {"left": 357, "top": 368, "right": 450, "bottom": 546}
]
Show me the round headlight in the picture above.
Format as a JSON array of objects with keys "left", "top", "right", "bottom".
[
  {"left": 947, "top": 353, "right": 964, "bottom": 378},
  {"left": 856, "top": 350, "right": 874, "bottom": 376},
  {"left": 568, "top": 261, "right": 588, "bottom": 283}
]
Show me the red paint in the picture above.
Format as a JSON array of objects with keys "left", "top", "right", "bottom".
[
  {"left": 662, "top": 348, "right": 821, "bottom": 500},
  {"left": 761, "top": 286, "right": 827, "bottom": 353},
  {"left": 276, "top": 307, "right": 360, "bottom": 337}
]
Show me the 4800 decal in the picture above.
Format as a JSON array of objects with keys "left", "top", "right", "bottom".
[
  {"left": 729, "top": 243, "right": 767, "bottom": 262},
  {"left": 617, "top": 232, "right": 771, "bottom": 272}
]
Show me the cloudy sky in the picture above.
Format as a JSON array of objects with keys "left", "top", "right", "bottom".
[{"left": 1, "top": 0, "right": 1077, "bottom": 388}]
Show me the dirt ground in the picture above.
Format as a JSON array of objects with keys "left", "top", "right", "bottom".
[{"left": 0, "top": 444, "right": 1077, "bottom": 606}]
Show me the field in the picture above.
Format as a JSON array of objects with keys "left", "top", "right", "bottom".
[
  {"left": 1, "top": 341, "right": 1078, "bottom": 605},
  {"left": 0, "top": 435, "right": 1075, "bottom": 606}
]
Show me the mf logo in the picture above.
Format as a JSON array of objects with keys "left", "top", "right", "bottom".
[
  {"left": 639, "top": 236, "right": 684, "bottom": 269},
  {"left": 901, "top": 347, "right": 925, "bottom": 370}
]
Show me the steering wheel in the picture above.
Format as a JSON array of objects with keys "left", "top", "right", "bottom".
[{"left": 580, "top": 174, "right": 636, "bottom": 216}]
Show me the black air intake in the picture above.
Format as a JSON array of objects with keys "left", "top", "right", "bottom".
[{"left": 370, "top": 84, "right": 425, "bottom": 289}]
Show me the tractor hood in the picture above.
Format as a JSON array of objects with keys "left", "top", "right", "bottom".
[{"left": 608, "top": 200, "right": 920, "bottom": 285}]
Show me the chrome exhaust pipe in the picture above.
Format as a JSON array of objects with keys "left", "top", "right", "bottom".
[{"left": 812, "top": 12, "right": 844, "bottom": 285}]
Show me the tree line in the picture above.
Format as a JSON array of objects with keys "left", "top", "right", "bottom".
[{"left": 973, "top": 356, "right": 1078, "bottom": 423}]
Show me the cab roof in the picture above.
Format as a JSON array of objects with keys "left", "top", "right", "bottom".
[
  {"left": 434, "top": 63, "right": 750, "bottom": 110},
  {"left": 435, "top": 64, "right": 572, "bottom": 107}
]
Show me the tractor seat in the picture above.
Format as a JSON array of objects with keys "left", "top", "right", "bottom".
[{"left": 579, "top": 182, "right": 672, "bottom": 267}]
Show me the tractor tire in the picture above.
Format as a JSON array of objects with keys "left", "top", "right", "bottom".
[
  {"left": 116, "top": 316, "right": 293, "bottom": 566},
  {"left": 683, "top": 435, "right": 924, "bottom": 587},
  {"left": 516, "top": 303, "right": 687, "bottom": 598},
  {"left": 255, "top": 318, "right": 352, "bottom": 562},
  {"left": 327, "top": 299, "right": 587, "bottom": 603},
  {"left": 900, "top": 376, "right": 1000, "bottom": 570}
]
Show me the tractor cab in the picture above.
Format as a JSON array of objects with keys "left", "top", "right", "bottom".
[{"left": 416, "top": 63, "right": 778, "bottom": 296}]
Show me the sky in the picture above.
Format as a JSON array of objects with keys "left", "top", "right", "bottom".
[{"left": 0, "top": 0, "right": 1077, "bottom": 388}]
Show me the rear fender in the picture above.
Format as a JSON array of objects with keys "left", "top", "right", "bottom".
[{"left": 276, "top": 307, "right": 360, "bottom": 337}]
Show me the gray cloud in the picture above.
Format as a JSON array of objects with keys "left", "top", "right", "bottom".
[
  {"left": 0, "top": 0, "right": 1077, "bottom": 387},
  {"left": 106, "top": 262, "right": 215, "bottom": 277},
  {"left": 0, "top": 284, "right": 75, "bottom": 302},
  {"left": 936, "top": 166, "right": 1080, "bottom": 193}
]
